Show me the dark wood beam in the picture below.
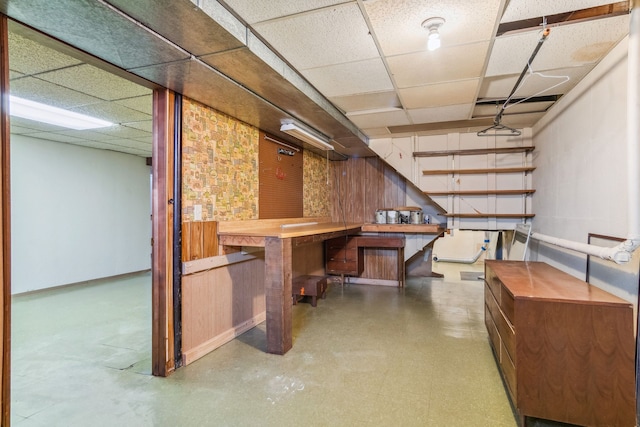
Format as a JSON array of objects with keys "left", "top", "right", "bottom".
[{"left": 497, "top": 1, "right": 629, "bottom": 36}]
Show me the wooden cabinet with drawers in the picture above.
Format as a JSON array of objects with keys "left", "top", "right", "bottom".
[
  {"left": 484, "top": 260, "right": 635, "bottom": 427},
  {"left": 325, "top": 236, "right": 363, "bottom": 277}
]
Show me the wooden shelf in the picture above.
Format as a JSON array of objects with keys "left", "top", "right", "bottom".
[
  {"left": 413, "top": 146, "right": 534, "bottom": 158},
  {"left": 361, "top": 223, "right": 445, "bottom": 233},
  {"left": 441, "top": 213, "right": 535, "bottom": 218},
  {"left": 422, "top": 167, "right": 536, "bottom": 175},
  {"left": 425, "top": 189, "right": 535, "bottom": 196}
]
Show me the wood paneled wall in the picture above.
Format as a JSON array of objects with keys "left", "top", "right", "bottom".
[
  {"left": 181, "top": 255, "right": 265, "bottom": 364},
  {"left": 331, "top": 157, "right": 406, "bottom": 223},
  {"left": 330, "top": 157, "right": 407, "bottom": 281}
]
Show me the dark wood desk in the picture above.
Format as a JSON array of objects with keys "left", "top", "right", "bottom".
[{"left": 218, "top": 218, "right": 361, "bottom": 354}]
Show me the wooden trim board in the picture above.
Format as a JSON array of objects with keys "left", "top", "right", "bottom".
[
  {"left": 182, "top": 312, "right": 266, "bottom": 365},
  {"left": 182, "top": 251, "right": 261, "bottom": 275}
]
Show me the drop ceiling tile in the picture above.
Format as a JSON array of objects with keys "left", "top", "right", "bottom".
[
  {"left": 408, "top": 104, "right": 473, "bottom": 123},
  {"left": 10, "top": 77, "right": 103, "bottom": 109},
  {"left": 330, "top": 91, "right": 401, "bottom": 113},
  {"left": 26, "top": 132, "right": 89, "bottom": 145},
  {"left": 8, "top": 31, "right": 82, "bottom": 75},
  {"left": 54, "top": 129, "right": 125, "bottom": 141},
  {"left": 302, "top": 58, "right": 393, "bottom": 97},
  {"left": 347, "top": 110, "right": 410, "bottom": 129},
  {"left": 473, "top": 101, "right": 555, "bottom": 118},
  {"left": 501, "top": 112, "right": 546, "bottom": 127},
  {"left": 365, "top": 0, "right": 502, "bottom": 56},
  {"left": 9, "top": 70, "right": 25, "bottom": 80},
  {"left": 69, "top": 102, "right": 151, "bottom": 125},
  {"left": 8, "top": 116, "right": 69, "bottom": 132},
  {"left": 399, "top": 79, "right": 479, "bottom": 109},
  {"left": 501, "top": 0, "right": 620, "bottom": 23},
  {"left": 253, "top": 3, "right": 379, "bottom": 69},
  {"left": 479, "top": 65, "right": 593, "bottom": 99},
  {"left": 38, "top": 64, "right": 151, "bottom": 101},
  {"left": 9, "top": 124, "right": 39, "bottom": 135},
  {"left": 222, "top": 0, "right": 351, "bottom": 24},
  {"left": 486, "top": 15, "right": 629, "bottom": 77},
  {"left": 104, "top": 138, "right": 153, "bottom": 151},
  {"left": 387, "top": 41, "right": 489, "bottom": 88},
  {"left": 360, "top": 127, "right": 391, "bottom": 137},
  {"left": 92, "top": 124, "right": 153, "bottom": 140},
  {"left": 124, "top": 120, "right": 153, "bottom": 133},
  {"left": 114, "top": 95, "right": 153, "bottom": 115},
  {"left": 132, "top": 137, "right": 153, "bottom": 144}
]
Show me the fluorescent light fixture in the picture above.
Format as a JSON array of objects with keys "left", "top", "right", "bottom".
[
  {"left": 280, "top": 121, "right": 334, "bottom": 151},
  {"left": 10, "top": 95, "right": 113, "bottom": 130}
]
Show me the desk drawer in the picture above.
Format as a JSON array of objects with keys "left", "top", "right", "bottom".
[
  {"left": 326, "top": 260, "right": 359, "bottom": 274},
  {"left": 326, "top": 247, "right": 359, "bottom": 261}
]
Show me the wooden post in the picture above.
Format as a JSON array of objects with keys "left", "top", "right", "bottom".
[
  {"left": 151, "top": 88, "right": 175, "bottom": 376},
  {"left": 264, "top": 237, "right": 292, "bottom": 354},
  {"left": 0, "top": 14, "right": 10, "bottom": 425}
]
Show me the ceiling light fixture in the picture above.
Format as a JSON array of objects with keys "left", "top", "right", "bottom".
[
  {"left": 9, "top": 95, "right": 114, "bottom": 130},
  {"left": 280, "top": 120, "right": 334, "bottom": 151},
  {"left": 422, "top": 17, "right": 445, "bottom": 51}
]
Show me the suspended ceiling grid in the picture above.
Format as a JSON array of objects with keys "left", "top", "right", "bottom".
[
  {"left": 0, "top": 0, "right": 632, "bottom": 158},
  {"left": 222, "top": 0, "right": 630, "bottom": 136},
  {"left": 8, "top": 24, "right": 154, "bottom": 157}
]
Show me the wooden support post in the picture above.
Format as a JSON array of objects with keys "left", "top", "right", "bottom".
[{"left": 265, "top": 237, "right": 293, "bottom": 355}]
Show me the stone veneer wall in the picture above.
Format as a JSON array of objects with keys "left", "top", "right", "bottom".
[
  {"left": 181, "top": 98, "right": 260, "bottom": 222},
  {"left": 303, "top": 150, "right": 332, "bottom": 217}
]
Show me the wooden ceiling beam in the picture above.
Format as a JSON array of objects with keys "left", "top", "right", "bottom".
[{"left": 497, "top": 1, "right": 629, "bottom": 37}]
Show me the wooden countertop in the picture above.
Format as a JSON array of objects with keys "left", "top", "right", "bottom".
[
  {"left": 217, "top": 217, "right": 362, "bottom": 247},
  {"left": 485, "top": 260, "right": 631, "bottom": 306}
]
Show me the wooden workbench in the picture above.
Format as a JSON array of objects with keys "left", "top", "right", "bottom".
[{"left": 218, "top": 217, "right": 361, "bottom": 355}]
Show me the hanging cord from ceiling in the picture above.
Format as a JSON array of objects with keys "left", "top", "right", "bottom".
[{"left": 478, "top": 26, "right": 552, "bottom": 137}]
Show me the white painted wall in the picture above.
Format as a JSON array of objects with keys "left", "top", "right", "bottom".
[
  {"left": 530, "top": 36, "right": 634, "bottom": 302},
  {"left": 11, "top": 135, "right": 151, "bottom": 294}
]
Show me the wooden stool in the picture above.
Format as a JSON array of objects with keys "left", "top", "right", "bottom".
[{"left": 292, "top": 275, "right": 327, "bottom": 307}]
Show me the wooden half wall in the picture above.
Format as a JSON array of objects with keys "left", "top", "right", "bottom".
[{"left": 180, "top": 217, "right": 325, "bottom": 364}]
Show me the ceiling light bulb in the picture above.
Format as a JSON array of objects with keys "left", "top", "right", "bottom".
[
  {"left": 427, "top": 36, "right": 441, "bottom": 51},
  {"left": 422, "top": 17, "right": 445, "bottom": 52}
]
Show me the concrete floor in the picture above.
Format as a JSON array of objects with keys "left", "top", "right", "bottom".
[{"left": 11, "top": 263, "right": 537, "bottom": 426}]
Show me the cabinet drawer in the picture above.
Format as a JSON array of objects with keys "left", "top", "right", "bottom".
[
  {"left": 501, "top": 287, "right": 515, "bottom": 324},
  {"left": 485, "top": 304, "right": 500, "bottom": 355},
  {"left": 500, "top": 340, "right": 517, "bottom": 402},
  {"left": 484, "top": 266, "right": 501, "bottom": 303},
  {"left": 485, "top": 285, "right": 516, "bottom": 362}
]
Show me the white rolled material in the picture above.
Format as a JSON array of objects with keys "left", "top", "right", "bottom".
[{"left": 531, "top": 232, "right": 634, "bottom": 264}]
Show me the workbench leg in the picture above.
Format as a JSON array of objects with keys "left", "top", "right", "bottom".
[
  {"left": 265, "top": 237, "right": 293, "bottom": 355},
  {"left": 398, "top": 247, "right": 405, "bottom": 288}
]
